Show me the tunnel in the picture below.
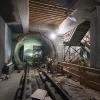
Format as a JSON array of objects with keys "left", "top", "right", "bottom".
[
  {"left": 14, "top": 33, "right": 56, "bottom": 67},
  {"left": 0, "top": 0, "right": 100, "bottom": 100}
]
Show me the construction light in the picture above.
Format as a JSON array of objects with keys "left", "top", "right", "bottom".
[{"left": 50, "top": 33, "right": 56, "bottom": 40}]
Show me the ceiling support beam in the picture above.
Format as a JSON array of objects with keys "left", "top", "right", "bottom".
[
  {"left": 29, "top": 0, "right": 73, "bottom": 11},
  {"left": 17, "top": 0, "right": 29, "bottom": 33}
]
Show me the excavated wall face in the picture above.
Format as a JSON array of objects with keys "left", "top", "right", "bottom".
[
  {"left": 14, "top": 34, "right": 56, "bottom": 65},
  {"left": 52, "top": 36, "right": 64, "bottom": 61}
]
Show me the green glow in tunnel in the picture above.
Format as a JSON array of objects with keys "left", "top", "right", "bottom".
[
  {"left": 15, "top": 34, "right": 54, "bottom": 65},
  {"left": 22, "top": 35, "right": 53, "bottom": 63},
  {"left": 24, "top": 37, "right": 42, "bottom": 58},
  {"left": 24, "top": 38, "right": 42, "bottom": 51}
]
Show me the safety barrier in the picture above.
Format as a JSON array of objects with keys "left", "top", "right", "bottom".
[{"left": 58, "top": 62, "right": 100, "bottom": 91}]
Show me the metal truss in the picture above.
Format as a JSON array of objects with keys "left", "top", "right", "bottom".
[{"left": 63, "top": 29, "right": 90, "bottom": 66}]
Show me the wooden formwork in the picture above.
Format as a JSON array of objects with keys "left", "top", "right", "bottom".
[{"left": 58, "top": 62, "right": 100, "bottom": 91}]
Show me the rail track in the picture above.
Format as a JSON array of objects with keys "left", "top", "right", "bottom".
[
  {"left": 14, "top": 64, "right": 100, "bottom": 100},
  {"left": 39, "top": 70, "right": 72, "bottom": 100}
]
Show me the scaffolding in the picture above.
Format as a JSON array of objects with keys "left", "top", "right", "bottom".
[{"left": 63, "top": 28, "right": 90, "bottom": 66}]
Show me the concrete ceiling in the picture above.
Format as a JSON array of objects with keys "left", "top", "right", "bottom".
[
  {"left": 29, "top": 0, "right": 75, "bottom": 26},
  {"left": 29, "top": 0, "right": 77, "bottom": 33},
  {"left": 57, "top": 0, "right": 96, "bottom": 35},
  {"left": 0, "top": 0, "right": 16, "bottom": 22},
  {"left": 5, "top": 0, "right": 77, "bottom": 34},
  {"left": 1, "top": 0, "right": 97, "bottom": 37},
  {"left": 17, "top": 0, "right": 29, "bottom": 33},
  {"left": 0, "top": 0, "right": 29, "bottom": 33}
]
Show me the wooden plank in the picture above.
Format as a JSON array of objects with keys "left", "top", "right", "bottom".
[
  {"left": 30, "top": 16, "right": 65, "bottom": 21},
  {"left": 29, "top": 11, "right": 65, "bottom": 17},
  {"left": 30, "top": 14, "right": 65, "bottom": 21},
  {"left": 85, "top": 80, "right": 100, "bottom": 91},
  {"left": 44, "top": 97, "right": 52, "bottom": 100},
  {"left": 59, "top": 62, "right": 100, "bottom": 91},
  {"left": 64, "top": 69, "right": 80, "bottom": 81},
  {"left": 30, "top": 89, "right": 47, "bottom": 100},
  {"left": 29, "top": 6, "right": 66, "bottom": 16},
  {"left": 29, "top": 0, "right": 72, "bottom": 11},
  {"left": 29, "top": 5, "right": 66, "bottom": 16},
  {"left": 60, "top": 62, "right": 100, "bottom": 74},
  {"left": 29, "top": 20, "right": 63, "bottom": 25},
  {"left": 29, "top": 20, "right": 61, "bottom": 26},
  {"left": 29, "top": 18, "right": 63, "bottom": 25}
]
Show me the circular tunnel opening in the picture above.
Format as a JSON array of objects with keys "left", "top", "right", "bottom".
[{"left": 14, "top": 34, "right": 56, "bottom": 67}]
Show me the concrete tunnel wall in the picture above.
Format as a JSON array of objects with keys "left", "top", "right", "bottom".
[
  {"left": 0, "top": 17, "right": 13, "bottom": 74},
  {"left": 14, "top": 34, "right": 57, "bottom": 66}
]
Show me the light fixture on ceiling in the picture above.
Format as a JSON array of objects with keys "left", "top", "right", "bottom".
[{"left": 50, "top": 33, "right": 56, "bottom": 40}]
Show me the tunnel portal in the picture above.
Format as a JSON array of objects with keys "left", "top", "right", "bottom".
[{"left": 14, "top": 34, "right": 55, "bottom": 66}]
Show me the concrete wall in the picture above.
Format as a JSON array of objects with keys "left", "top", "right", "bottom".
[
  {"left": 53, "top": 36, "right": 64, "bottom": 61},
  {"left": 90, "top": 6, "right": 100, "bottom": 68},
  {"left": 0, "top": 17, "right": 5, "bottom": 74},
  {"left": 5, "top": 24, "right": 12, "bottom": 63},
  {"left": 0, "top": 17, "right": 13, "bottom": 74}
]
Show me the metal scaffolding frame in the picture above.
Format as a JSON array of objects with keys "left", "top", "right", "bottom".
[{"left": 63, "top": 29, "right": 90, "bottom": 65}]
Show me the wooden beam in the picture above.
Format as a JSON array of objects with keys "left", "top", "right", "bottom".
[
  {"left": 30, "top": 19, "right": 64, "bottom": 24},
  {"left": 29, "top": 10, "right": 65, "bottom": 17},
  {"left": 30, "top": 16, "right": 65, "bottom": 22},
  {"left": 30, "top": 15, "right": 65, "bottom": 21},
  {"left": 30, "top": 17, "right": 64, "bottom": 22},
  {"left": 29, "top": 18, "right": 63, "bottom": 25},
  {"left": 29, "top": 19, "right": 63, "bottom": 25},
  {"left": 59, "top": 62, "right": 100, "bottom": 91},
  {"left": 29, "top": 4, "right": 70, "bottom": 13},
  {"left": 29, "top": 7, "right": 65, "bottom": 17},
  {"left": 30, "top": 19, "right": 63, "bottom": 24},
  {"left": 30, "top": 13, "right": 65, "bottom": 19},
  {"left": 29, "top": 0, "right": 73, "bottom": 11}
]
